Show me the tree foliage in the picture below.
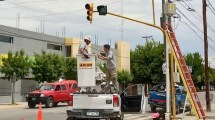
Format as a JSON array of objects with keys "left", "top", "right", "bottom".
[
  {"left": 32, "top": 51, "right": 65, "bottom": 83},
  {"left": 98, "top": 63, "right": 107, "bottom": 73},
  {"left": 131, "top": 40, "right": 164, "bottom": 83},
  {"left": 0, "top": 49, "right": 31, "bottom": 104},
  {"left": 117, "top": 70, "right": 133, "bottom": 84},
  {"left": 0, "top": 50, "right": 31, "bottom": 80},
  {"left": 184, "top": 52, "right": 204, "bottom": 89},
  {"left": 64, "top": 57, "right": 77, "bottom": 80},
  {"left": 209, "top": 68, "right": 215, "bottom": 86}
]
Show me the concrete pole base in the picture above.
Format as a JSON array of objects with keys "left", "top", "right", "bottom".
[{"left": 165, "top": 112, "right": 171, "bottom": 120}]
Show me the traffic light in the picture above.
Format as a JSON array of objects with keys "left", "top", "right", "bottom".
[
  {"left": 85, "top": 3, "right": 94, "bottom": 23},
  {"left": 97, "top": 5, "right": 107, "bottom": 15}
]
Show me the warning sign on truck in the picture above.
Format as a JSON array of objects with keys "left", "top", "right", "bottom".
[{"left": 79, "top": 62, "right": 93, "bottom": 69}]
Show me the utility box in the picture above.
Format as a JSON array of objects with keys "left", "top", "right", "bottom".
[
  {"left": 77, "top": 54, "right": 96, "bottom": 87},
  {"left": 174, "top": 72, "right": 180, "bottom": 83},
  {"left": 164, "top": 3, "right": 176, "bottom": 16}
]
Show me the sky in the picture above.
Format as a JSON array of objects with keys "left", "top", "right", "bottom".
[{"left": 0, "top": 0, "right": 215, "bottom": 64}]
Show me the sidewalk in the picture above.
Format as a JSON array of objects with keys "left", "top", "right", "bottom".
[
  {"left": 182, "top": 103, "right": 215, "bottom": 120},
  {"left": 0, "top": 102, "right": 27, "bottom": 109}
]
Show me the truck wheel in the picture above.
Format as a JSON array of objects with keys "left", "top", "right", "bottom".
[
  {"left": 111, "top": 115, "right": 124, "bottom": 120},
  {"left": 28, "top": 101, "right": 36, "bottom": 108},
  {"left": 176, "top": 103, "right": 182, "bottom": 114},
  {"left": 66, "top": 117, "right": 76, "bottom": 120},
  {"left": 150, "top": 104, "right": 156, "bottom": 112},
  {"left": 45, "top": 97, "right": 54, "bottom": 108},
  {"left": 53, "top": 102, "right": 58, "bottom": 107}
]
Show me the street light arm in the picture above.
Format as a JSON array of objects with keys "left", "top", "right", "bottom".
[{"left": 107, "top": 12, "right": 164, "bottom": 34}]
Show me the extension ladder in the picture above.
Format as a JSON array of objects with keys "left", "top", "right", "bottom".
[{"left": 165, "top": 22, "right": 206, "bottom": 120}]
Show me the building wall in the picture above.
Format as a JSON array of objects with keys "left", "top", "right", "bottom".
[
  {"left": 117, "top": 41, "right": 130, "bottom": 71},
  {"left": 91, "top": 44, "right": 118, "bottom": 67},
  {"left": 0, "top": 24, "right": 65, "bottom": 57},
  {"left": 0, "top": 25, "right": 64, "bottom": 103}
]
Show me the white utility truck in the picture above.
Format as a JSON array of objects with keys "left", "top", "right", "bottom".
[{"left": 66, "top": 54, "right": 145, "bottom": 120}]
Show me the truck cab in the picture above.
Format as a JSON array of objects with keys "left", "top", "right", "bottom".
[{"left": 25, "top": 80, "right": 78, "bottom": 108}]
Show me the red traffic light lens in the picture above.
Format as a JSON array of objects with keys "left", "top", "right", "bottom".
[{"left": 85, "top": 4, "right": 90, "bottom": 9}]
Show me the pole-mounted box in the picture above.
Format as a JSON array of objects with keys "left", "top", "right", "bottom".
[{"left": 164, "top": 3, "right": 176, "bottom": 16}]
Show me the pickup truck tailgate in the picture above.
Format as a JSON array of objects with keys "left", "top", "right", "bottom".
[{"left": 73, "top": 94, "right": 114, "bottom": 109}]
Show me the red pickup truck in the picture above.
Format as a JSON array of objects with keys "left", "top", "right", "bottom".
[{"left": 25, "top": 80, "right": 78, "bottom": 108}]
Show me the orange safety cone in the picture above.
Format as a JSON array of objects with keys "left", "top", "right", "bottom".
[{"left": 37, "top": 102, "right": 43, "bottom": 120}]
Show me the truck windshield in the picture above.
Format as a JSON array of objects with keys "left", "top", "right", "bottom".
[{"left": 39, "top": 85, "right": 55, "bottom": 90}]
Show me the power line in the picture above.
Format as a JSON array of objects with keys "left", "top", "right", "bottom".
[
  {"left": 207, "top": 0, "right": 215, "bottom": 12},
  {"left": 178, "top": 0, "right": 215, "bottom": 33},
  {"left": 177, "top": 8, "right": 215, "bottom": 45},
  {"left": 175, "top": 15, "right": 215, "bottom": 52},
  {"left": 207, "top": 0, "right": 215, "bottom": 15},
  {"left": 3, "top": 0, "right": 59, "bottom": 5},
  {"left": 0, "top": 0, "right": 125, "bottom": 19}
]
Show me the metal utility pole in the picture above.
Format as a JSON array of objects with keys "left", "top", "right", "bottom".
[
  {"left": 120, "top": 0, "right": 124, "bottom": 40},
  {"left": 171, "top": 53, "right": 176, "bottom": 120},
  {"left": 202, "top": 0, "right": 211, "bottom": 112},
  {"left": 152, "top": 0, "right": 156, "bottom": 25},
  {"left": 162, "top": 0, "right": 166, "bottom": 61}
]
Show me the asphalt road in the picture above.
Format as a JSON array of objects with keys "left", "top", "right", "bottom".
[
  {"left": 0, "top": 103, "right": 68, "bottom": 120},
  {"left": 0, "top": 91, "right": 214, "bottom": 120}
]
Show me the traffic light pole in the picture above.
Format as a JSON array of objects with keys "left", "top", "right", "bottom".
[
  {"left": 106, "top": 12, "right": 173, "bottom": 120},
  {"left": 107, "top": 12, "right": 164, "bottom": 33}
]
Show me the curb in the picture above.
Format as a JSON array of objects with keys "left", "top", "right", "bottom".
[{"left": 0, "top": 103, "right": 26, "bottom": 109}]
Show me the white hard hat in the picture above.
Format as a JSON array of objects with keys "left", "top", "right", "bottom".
[{"left": 84, "top": 35, "right": 91, "bottom": 42}]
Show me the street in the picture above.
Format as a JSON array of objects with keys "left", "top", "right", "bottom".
[
  {"left": 0, "top": 104, "right": 68, "bottom": 120},
  {"left": 0, "top": 102, "right": 155, "bottom": 120},
  {"left": 1, "top": 92, "right": 214, "bottom": 120}
]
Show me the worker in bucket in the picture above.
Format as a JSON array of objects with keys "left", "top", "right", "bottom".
[
  {"left": 97, "top": 44, "right": 119, "bottom": 93},
  {"left": 79, "top": 35, "right": 91, "bottom": 59},
  {"left": 79, "top": 35, "right": 91, "bottom": 92}
]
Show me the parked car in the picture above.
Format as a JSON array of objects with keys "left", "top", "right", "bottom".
[
  {"left": 25, "top": 80, "right": 78, "bottom": 108},
  {"left": 148, "top": 83, "right": 189, "bottom": 113}
]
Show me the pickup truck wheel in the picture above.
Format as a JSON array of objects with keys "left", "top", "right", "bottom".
[
  {"left": 53, "top": 102, "right": 58, "bottom": 107},
  {"left": 176, "top": 103, "right": 182, "bottom": 114},
  {"left": 66, "top": 117, "right": 76, "bottom": 120},
  {"left": 45, "top": 97, "right": 54, "bottom": 108},
  {"left": 150, "top": 104, "right": 156, "bottom": 112},
  {"left": 28, "top": 101, "right": 36, "bottom": 108},
  {"left": 110, "top": 116, "right": 124, "bottom": 120}
]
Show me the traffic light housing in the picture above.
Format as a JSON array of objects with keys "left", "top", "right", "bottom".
[
  {"left": 85, "top": 3, "right": 94, "bottom": 23},
  {"left": 97, "top": 5, "right": 107, "bottom": 15}
]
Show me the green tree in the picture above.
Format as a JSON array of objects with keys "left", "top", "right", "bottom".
[
  {"left": 64, "top": 57, "right": 77, "bottom": 80},
  {"left": 98, "top": 63, "right": 107, "bottom": 73},
  {"left": 184, "top": 52, "right": 204, "bottom": 90},
  {"left": 0, "top": 50, "right": 31, "bottom": 104},
  {"left": 117, "top": 70, "right": 133, "bottom": 90},
  {"left": 32, "top": 51, "right": 65, "bottom": 83},
  {"left": 209, "top": 68, "right": 215, "bottom": 87},
  {"left": 131, "top": 40, "right": 164, "bottom": 84}
]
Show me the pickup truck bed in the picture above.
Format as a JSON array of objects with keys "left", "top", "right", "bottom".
[{"left": 67, "top": 93, "right": 121, "bottom": 119}]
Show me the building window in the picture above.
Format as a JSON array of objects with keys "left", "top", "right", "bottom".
[
  {"left": 66, "top": 46, "right": 71, "bottom": 57},
  {"left": 0, "top": 35, "right": 13, "bottom": 43},
  {"left": 47, "top": 43, "right": 62, "bottom": 51}
]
